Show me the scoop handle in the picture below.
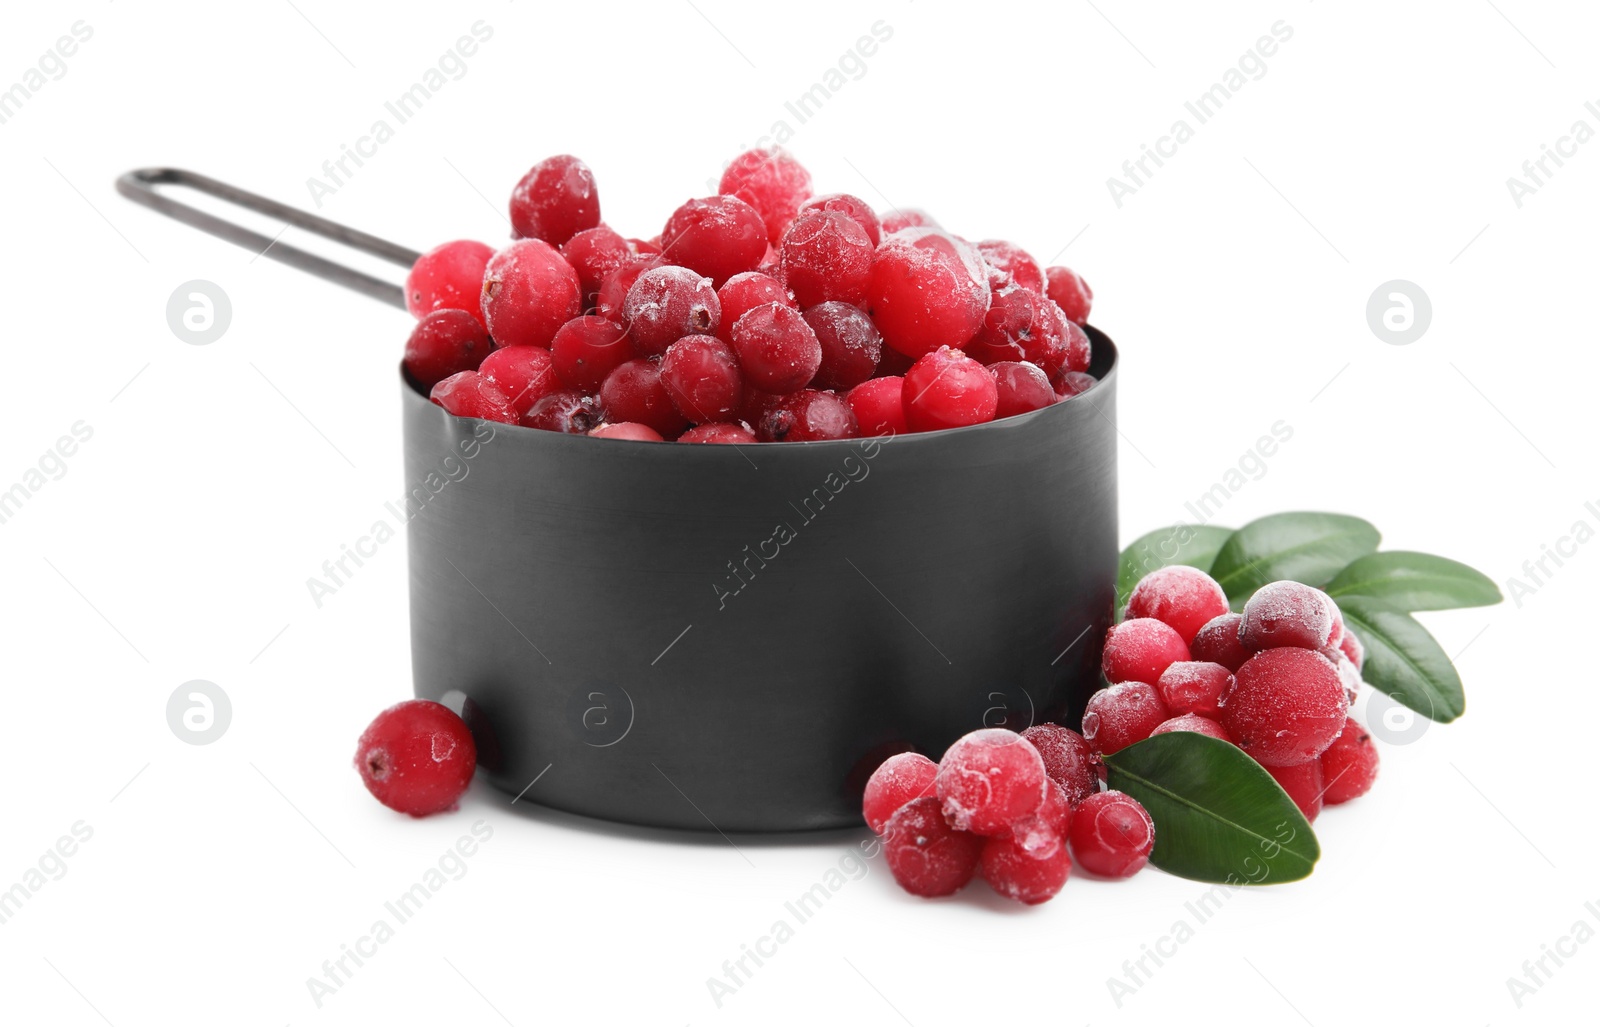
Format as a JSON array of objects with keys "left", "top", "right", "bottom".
[{"left": 116, "top": 168, "right": 421, "bottom": 310}]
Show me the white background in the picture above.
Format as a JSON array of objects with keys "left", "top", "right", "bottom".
[{"left": 2, "top": 1, "right": 1596, "bottom": 1024}]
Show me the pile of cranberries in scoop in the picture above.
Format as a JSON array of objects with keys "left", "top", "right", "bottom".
[
  {"left": 1092, "top": 567, "right": 1381, "bottom": 822},
  {"left": 402, "top": 149, "right": 1098, "bottom": 443},
  {"left": 863, "top": 725, "right": 1154, "bottom": 905}
]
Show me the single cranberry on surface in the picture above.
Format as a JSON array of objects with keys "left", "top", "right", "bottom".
[
  {"left": 867, "top": 228, "right": 990, "bottom": 358},
  {"left": 846, "top": 376, "right": 909, "bottom": 437},
  {"left": 660, "top": 335, "right": 743, "bottom": 424},
  {"left": 980, "top": 834, "right": 1071, "bottom": 905},
  {"left": 936, "top": 728, "right": 1049, "bottom": 837},
  {"left": 622, "top": 265, "right": 721, "bottom": 357},
  {"left": 1068, "top": 790, "right": 1154, "bottom": 878},
  {"left": 1102, "top": 617, "right": 1191, "bottom": 686},
  {"left": 779, "top": 208, "right": 874, "bottom": 307},
  {"left": 758, "top": 389, "right": 859, "bottom": 442},
  {"left": 562, "top": 226, "right": 633, "bottom": 309},
  {"left": 550, "top": 315, "right": 632, "bottom": 393},
  {"left": 1221, "top": 648, "right": 1349, "bottom": 767},
  {"left": 1082, "top": 682, "right": 1171, "bottom": 755},
  {"left": 660, "top": 194, "right": 768, "bottom": 288},
  {"left": 903, "top": 346, "right": 998, "bottom": 433},
  {"left": 510, "top": 154, "right": 600, "bottom": 245},
  {"left": 481, "top": 239, "right": 583, "bottom": 349},
  {"left": 406, "top": 240, "right": 494, "bottom": 326},
  {"left": 478, "top": 345, "right": 559, "bottom": 417},
  {"left": 1320, "top": 716, "right": 1379, "bottom": 803},
  {"left": 1020, "top": 724, "right": 1097, "bottom": 805},
  {"left": 798, "top": 192, "right": 882, "bottom": 246},
  {"left": 599, "top": 358, "right": 689, "bottom": 438},
  {"left": 718, "top": 147, "right": 814, "bottom": 246},
  {"left": 862, "top": 752, "right": 939, "bottom": 834},
  {"left": 883, "top": 796, "right": 984, "bottom": 898},
  {"left": 1156, "top": 660, "right": 1236, "bottom": 719},
  {"left": 429, "top": 371, "right": 517, "bottom": 424},
  {"left": 588, "top": 422, "right": 664, "bottom": 441},
  {"left": 1239, "top": 580, "right": 1340, "bottom": 651},
  {"left": 1125, "top": 565, "right": 1231, "bottom": 644},
  {"left": 1044, "top": 265, "right": 1093, "bottom": 325},
  {"left": 355, "top": 699, "right": 476, "bottom": 817},
  {"left": 1267, "top": 761, "right": 1324, "bottom": 822},
  {"left": 678, "top": 422, "right": 758, "bottom": 444},
  {"left": 522, "top": 389, "right": 603, "bottom": 434},
  {"left": 976, "top": 240, "right": 1045, "bottom": 295},
  {"left": 730, "top": 302, "right": 823, "bottom": 393},
  {"left": 990, "top": 360, "right": 1056, "bottom": 418},
  {"left": 803, "top": 301, "right": 882, "bottom": 391},
  {"left": 405, "top": 309, "right": 494, "bottom": 389},
  {"left": 715, "top": 272, "right": 794, "bottom": 344},
  {"left": 1190, "top": 612, "right": 1253, "bottom": 672},
  {"left": 1149, "top": 713, "right": 1232, "bottom": 742}
]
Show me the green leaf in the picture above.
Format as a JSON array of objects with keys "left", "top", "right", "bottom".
[
  {"left": 1325, "top": 550, "right": 1501, "bottom": 611},
  {"left": 1116, "top": 524, "right": 1234, "bottom": 614},
  {"left": 1210, "top": 512, "right": 1381, "bottom": 607},
  {"left": 1104, "top": 732, "right": 1319, "bottom": 885},
  {"left": 1336, "top": 595, "right": 1465, "bottom": 722}
]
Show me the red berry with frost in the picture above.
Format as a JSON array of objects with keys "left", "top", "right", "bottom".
[
  {"left": 803, "top": 301, "right": 882, "bottom": 391},
  {"left": 1156, "top": 660, "right": 1235, "bottom": 718},
  {"left": 976, "top": 240, "right": 1045, "bottom": 295},
  {"left": 406, "top": 240, "right": 494, "bottom": 326},
  {"left": 730, "top": 302, "right": 823, "bottom": 393},
  {"left": 846, "top": 377, "right": 908, "bottom": 437},
  {"left": 758, "top": 389, "right": 858, "bottom": 442},
  {"left": 622, "top": 266, "right": 720, "bottom": 357},
  {"left": 1044, "top": 265, "right": 1093, "bottom": 325},
  {"left": 936, "top": 728, "right": 1049, "bottom": 837},
  {"left": 588, "top": 422, "right": 663, "bottom": 441},
  {"left": 1059, "top": 319, "right": 1092, "bottom": 374},
  {"left": 1102, "top": 617, "right": 1191, "bottom": 686},
  {"left": 429, "top": 371, "right": 517, "bottom": 424},
  {"left": 482, "top": 240, "right": 583, "bottom": 349},
  {"left": 1339, "top": 626, "right": 1365, "bottom": 671},
  {"left": 355, "top": 699, "right": 476, "bottom": 817},
  {"left": 779, "top": 209, "right": 873, "bottom": 307},
  {"left": 715, "top": 272, "right": 793, "bottom": 344},
  {"left": 1266, "top": 761, "right": 1324, "bottom": 822},
  {"left": 596, "top": 255, "right": 662, "bottom": 321},
  {"left": 629, "top": 237, "right": 662, "bottom": 256},
  {"left": 660, "top": 195, "right": 768, "bottom": 288},
  {"left": 599, "top": 358, "right": 689, "bottom": 438},
  {"left": 980, "top": 834, "right": 1071, "bottom": 905},
  {"left": 862, "top": 752, "right": 939, "bottom": 834},
  {"left": 510, "top": 154, "right": 599, "bottom": 245},
  {"left": 1330, "top": 651, "right": 1363, "bottom": 704},
  {"left": 990, "top": 361, "right": 1056, "bottom": 418},
  {"left": 479, "top": 345, "right": 559, "bottom": 417},
  {"left": 660, "top": 335, "right": 743, "bottom": 424},
  {"left": 718, "top": 147, "right": 813, "bottom": 246},
  {"left": 1053, "top": 370, "right": 1097, "bottom": 399},
  {"left": 1320, "top": 717, "right": 1379, "bottom": 803},
  {"left": 903, "top": 346, "right": 998, "bottom": 433},
  {"left": 678, "top": 422, "right": 758, "bottom": 444},
  {"left": 883, "top": 795, "right": 984, "bottom": 898},
  {"left": 562, "top": 226, "right": 633, "bottom": 309},
  {"left": 880, "top": 208, "right": 938, "bottom": 234},
  {"left": 1068, "top": 790, "right": 1154, "bottom": 878},
  {"left": 522, "top": 389, "right": 603, "bottom": 434},
  {"left": 1221, "top": 648, "right": 1349, "bottom": 767},
  {"left": 1239, "top": 580, "right": 1340, "bottom": 651},
  {"left": 405, "top": 308, "right": 494, "bottom": 389},
  {"left": 1020, "top": 724, "right": 1097, "bottom": 805},
  {"left": 1150, "top": 713, "right": 1232, "bottom": 742},
  {"left": 1082, "top": 682, "right": 1170, "bottom": 755},
  {"left": 736, "top": 387, "right": 785, "bottom": 429},
  {"left": 1126, "top": 565, "right": 1231, "bottom": 644},
  {"left": 867, "top": 229, "right": 990, "bottom": 358},
  {"left": 798, "top": 192, "right": 881, "bottom": 246},
  {"left": 1190, "top": 613, "right": 1252, "bottom": 672},
  {"left": 1010, "top": 780, "right": 1073, "bottom": 861},
  {"left": 550, "top": 315, "right": 632, "bottom": 393}
]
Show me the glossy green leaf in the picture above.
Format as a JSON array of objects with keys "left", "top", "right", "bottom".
[
  {"left": 1116, "top": 524, "right": 1234, "bottom": 615},
  {"left": 1104, "top": 732, "right": 1320, "bottom": 885},
  {"left": 1210, "top": 512, "right": 1381, "bottom": 607},
  {"left": 1325, "top": 550, "right": 1501, "bottom": 611},
  {"left": 1336, "top": 595, "right": 1465, "bottom": 722}
]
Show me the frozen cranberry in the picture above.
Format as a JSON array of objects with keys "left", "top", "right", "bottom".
[
  {"left": 598, "top": 358, "right": 689, "bottom": 438},
  {"left": 1339, "top": 628, "right": 1365, "bottom": 672},
  {"left": 936, "top": 728, "right": 1049, "bottom": 837},
  {"left": 562, "top": 226, "right": 633, "bottom": 309},
  {"left": 736, "top": 387, "right": 785, "bottom": 429},
  {"left": 1053, "top": 370, "right": 1098, "bottom": 399},
  {"left": 1126, "top": 566, "right": 1231, "bottom": 644},
  {"left": 976, "top": 240, "right": 1045, "bottom": 295},
  {"left": 1221, "top": 648, "right": 1349, "bottom": 767},
  {"left": 778, "top": 209, "right": 874, "bottom": 307},
  {"left": 1330, "top": 651, "right": 1363, "bottom": 704},
  {"left": 1044, "top": 265, "right": 1093, "bottom": 325},
  {"left": 482, "top": 239, "right": 583, "bottom": 349},
  {"left": 404, "top": 308, "right": 493, "bottom": 389},
  {"left": 1150, "top": 713, "right": 1231, "bottom": 742},
  {"left": 1011, "top": 779, "right": 1073, "bottom": 861},
  {"left": 965, "top": 284, "right": 1037, "bottom": 365},
  {"left": 678, "top": 422, "right": 758, "bottom": 444},
  {"left": 757, "top": 389, "right": 858, "bottom": 442},
  {"left": 660, "top": 335, "right": 743, "bottom": 424},
  {"left": 1320, "top": 717, "right": 1379, "bottom": 803},
  {"left": 406, "top": 240, "right": 494, "bottom": 326},
  {"left": 1190, "top": 613, "right": 1252, "bottom": 672},
  {"left": 1156, "top": 661, "right": 1235, "bottom": 718},
  {"left": 1069, "top": 790, "right": 1154, "bottom": 878},
  {"left": 798, "top": 192, "right": 881, "bottom": 246},
  {"left": 883, "top": 795, "right": 984, "bottom": 898},
  {"left": 429, "top": 371, "right": 517, "bottom": 424},
  {"left": 629, "top": 237, "right": 662, "bottom": 256},
  {"left": 1239, "top": 580, "right": 1339, "bottom": 651},
  {"left": 715, "top": 271, "right": 794, "bottom": 344},
  {"left": 718, "top": 147, "right": 813, "bottom": 246},
  {"left": 509, "top": 154, "right": 599, "bottom": 245},
  {"left": 802, "top": 302, "right": 882, "bottom": 391},
  {"left": 596, "top": 255, "right": 663, "bottom": 321},
  {"left": 1102, "top": 617, "right": 1191, "bottom": 686},
  {"left": 990, "top": 361, "right": 1056, "bottom": 418},
  {"left": 730, "top": 302, "right": 823, "bottom": 393},
  {"left": 1267, "top": 761, "right": 1324, "bottom": 822},
  {"left": 1082, "top": 682, "right": 1170, "bottom": 755},
  {"left": 622, "top": 265, "right": 720, "bottom": 357},
  {"left": 1059, "top": 319, "right": 1092, "bottom": 374},
  {"left": 862, "top": 752, "right": 939, "bottom": 834},
  {"left": 550, "top": 315, "right": 631, "bottom": 393},
  {"left": 903, "top": 347, "right": 998, "bottom": 433},
  {"left": 478, "top": 345, "right": 559, "bottom": 417},
  {"left": 880, "top": 208, "right": 939, "bottom": 234},
  {"left": 588, "top": 422, "right": 663, "bottom": 441},
  {"left": 522, "top": 389, "right": 603, "bottom": 434},
  {"left": 354, "top": 699, "right": 476, "bottom": 817},
  {"left": 867, "top": 228, "right": 990, "bottom": 358},
  {"left": 846, "top": 377, "right": 908, "bottom": 437},
  {"left": 1326, "top": 602, "right": 1346, "bottom": 648},
  {"left": 1020, "top": 724, "right": 1097, "bottom": 805},
  {"left": 660, "top": 195, "right": 768, "bottom": 287},
  {"left": 980, "top": 835, "right": 1070, "bottom": 905}
]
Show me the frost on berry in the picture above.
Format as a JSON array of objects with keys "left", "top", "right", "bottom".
[
  {"left": 757, "top": 390, "right": 859, "bottom": 443},
  {"left": 1339, "top": 627, "right": 1365, "bottom": 671},
  {"left": 1082, "top": 682, "right": 1171, "bottom": 755},
  {"left": 802, "top": 301, "right": 882, "bottom": 392},
  {"left": 678, "top": 422, "right": 758, "bottom": 444},
  {"left": 1189, "top": 612, "right": 1253, "bottom": 673},
  {"left": 718, "top": 147, "right": 814, "bottom": 246},
  {"left": 989, "top": 361, "right": 1056, "bottom": 419},
  {"left": 980, "top": 834, "right": 1071, "bottom": 905},
  {"left": 862, "top": 752, "right": 939, "bottom": 834},
  {"left": 902, "top": 346, "right": 998, "bottom": 433},
  {"left": 798, "top": 192, "right": 882, "bottom": 246},
  {"left": 429, "top": 371, "right": 518, "bottom": 425},
  {"left": 510, "top": 154, "right": 600, "bottom": 245},
  {"left": 975, "top": 239, "right": 1045, "bottom": 295},
  {"left": 1068, "top": 790, "right": 1154, "bottom": 878},
  {"left": 622, "top": 266, "right": 721, "bottom": 357},
  {"left": 883, "top": 795, "right": 983, "bottom": 897},
  {"left": 729, "top": 302, "right": 823, "bottom": 393},
  {"left": 1044, "top": 265, "right": 1093, "bottom": 325},
  {"left": 406, "top": 240, "right": 494, "bottom": 325},
  {"left": 660, "top": 335, "right": 743, "bottom": 424},
  {"left": 1239, "top": 580, "right": 1339, "bottom": 651},
  {"left": 598, "top": 358, "right": 689, "bottom": 438},
  {"left": 1101, "top": 617, "right": 1191, "bottom": 686},
  {"left": 779, "top": 209, "right": 874, "bottom": 307},
  {"left": 1149, "top": 713, "right": 1231, "bottom": 742},
  {"left": 354, "top": 699, "right": 477, "bottom": 817},
  {"left": 1220, "top": 647, "right": 1349, "bottom": 767},
  {"left": 405, "top": 309, "right": 493, "bottom": 389},
  {"left": 935, "top": 728, "right": 1048, "bottom": 837},
  {"left": 479, "top": 346, "right": 559, "bottom": 417},
  {"left": 481, "top": 239, "right": 583, "bottom": 349},
  {"left": 715, "top": 272, "right": 794, "bottom": 344},
  {"left": 866, "top": 228, "right": 991, "bottom": 358},
  {"left": 1019, "top": 724, "right": 1097, "bottom": 805},
  {"left": 1125, "top": 566, "right": 1230, "bottom": 644},
  {"left": 550, "top": 315, "right": 632, "bottom": 393},
  {"left": 660, "top": 195, "right": 768, "bottom": 288},
  {"left": 1320, "top": 716, "right": 1379, "bottom": 804}
]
